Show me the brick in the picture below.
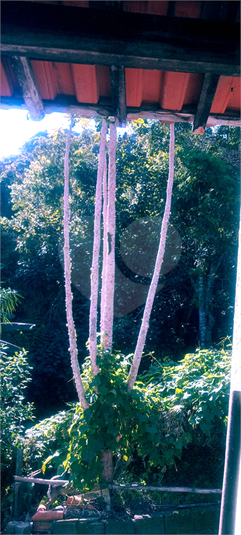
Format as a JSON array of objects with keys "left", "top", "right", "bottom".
[
  {"left": 77, "top": 520, "right": 104, "bottom": 534},
  {"left": 164, "top": 506, "right": 220, "bottom": 535},
  {"left": 32, "top": 510, "right": 63, "bottom": 521},
  {"left": 6, "top": 522, "right": 15, "bottom": 534},
  {"left": 104, "top": 519, "right": 135, "bottom": 534},
  {"left": 134, "top": 514, "right": 165, "bottom": 534},
  {"left": 33, "top": 520, "right": 53, "bottom": 532},
  {"left": 6, "top": 522, "right": 32, "bottom": 534},
  {"left": 15, "top": 523, "right": 32, "bottom": 535},
  {"left": 52, "top": 519, "right": 78, "bottom": 534},
  {"left": 165, "top": 509, "right": 197, "bottom": 534},
  {"left": 191, "top": 506, "right": 220, "bottom": 534}
]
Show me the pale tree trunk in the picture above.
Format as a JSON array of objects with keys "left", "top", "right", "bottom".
[
  {"left": 198, "top": 273, "right": 206, "bottom": 349},
  {"left": 128, "top": 123, "right": 175, "bottom": 392},
  {"left": 89, "top": 120, "right": 107, "bottom": 376},
  {"left": 206, "top": 309, "right": 215, "bottom": 348},
  {"left": 100, "top": 449, "right": 113, "bottom": 507},
  {"left": 101, "top": 122, "right": 117, "bottom": 351},
  {"left": 99, "top": 124, "right": 116, "bottom": 489},
  {"left": 64, "top": 119, "right": 89, "bottom": 410},
  {"left": 100, "top": 154, "right": 108, "bottom": 335},
  {"left": 101, "top": 450, "right": 113, "bottom": 484}
]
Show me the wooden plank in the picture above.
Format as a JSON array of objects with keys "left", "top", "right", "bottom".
[
  {"left": 14, "top": 475, "right": 69, "bottom": 486},
  {"left": 193, "top": 74, "right": 220, "bottom": 133},
  {"left": 109, "top": 484, "right": 222, "bottom": 494},
  {"left": 10, "top": 56, "right": 45, "bottom": 120},
  {"left": 14, "top": 449, "right": 23, "bottom": 518},
  {"left": 0, "top": 95, "right": 240, "bottom": 127},
  {"left": 1, "top": 2, "right": 240, "bottom": 76},
  {"left": 110, "top": 65, "right": 127, "bottom": 126}
]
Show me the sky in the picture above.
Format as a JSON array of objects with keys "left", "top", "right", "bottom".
[
  {"left": 0, "top": 108, "right": 128, "bottom": 159},
  {"left": 0, "top": 108, "right": 84, "bottom": 159}
]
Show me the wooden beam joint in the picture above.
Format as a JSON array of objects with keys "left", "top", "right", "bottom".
[
  {"left": 193, "top": 74, "right": 220, "bottom": 133},
  {"left": 110, "top": 66, "right": 127, "bottom": 127},
  {"left": 0, "top": 95, "right": 240, "bottom": 127},
  {"left": 10, "top": 56, "right": 45, "bottom": 121}
]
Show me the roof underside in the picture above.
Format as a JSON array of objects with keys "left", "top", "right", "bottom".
[{"left": 1, "top": 1, "right": 240, "bottom": 131}]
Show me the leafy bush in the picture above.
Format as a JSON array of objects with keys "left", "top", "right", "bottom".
[
  {"left": 0, "top": 288, "right": 22, "bottom": 325},
  {"left": 23, "top": 405, "right": 76, "bottom": 476},
  {"left": 24, "top": 347, "right": 230, "bottom": 492},
  {"left": 0, "top": 345, "right": 35, "bottom": 517},
  {"left": 144, "top": 346, "right": 230, "bottom": 436}
]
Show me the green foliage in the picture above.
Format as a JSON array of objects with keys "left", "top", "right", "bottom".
[
  {"left": 1, "top": 122, "right": 239, "bottom": 417},
  {"left": 0, "top": 346, "right": 35, "bottom": 505},
  {"left": 24, "top": 405, "right": 76, "bottom": 475},
  {"left": 0, "top": 128, "right": 98, "bottom": 416},
  {"left": 24, "top": 347, "right": 230, "bottom": 491},
  {"left": 144, "top": 346, "right": 231, "bottom": 437},
  {"left": 67, "top": 350, "right": 191, "bottom": 490},
  {"left": 0, "top": 287, "right": 22, "bottom": 323}
]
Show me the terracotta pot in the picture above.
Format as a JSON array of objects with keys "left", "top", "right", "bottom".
[
  {"left": 67, "top": 495, "right": 83, "bottom": 506},
  {"left": 32, "top": 510, "right": 63, "bottom": 521},
  {"left": 32, "top": 520, "right": 52, "bottom": 533}
]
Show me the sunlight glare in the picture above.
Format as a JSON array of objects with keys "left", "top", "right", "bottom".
[{"left": 0, "top": 109, "right": 87, "bottom": 159}]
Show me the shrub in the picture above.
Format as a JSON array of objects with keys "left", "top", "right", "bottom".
[
  {"left": 24, "top": 347, "right": 230, "bottom": 493},
  {"left": 0, "top": 345, "right": 35, "bottom": 519},
  {"left": 144, "top": 346, "right": 230, "bottom": 436}
]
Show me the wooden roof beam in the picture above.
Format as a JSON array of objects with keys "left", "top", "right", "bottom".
[
  {"left": 1, "top": 95, "right": 240, "bottom": 127},
  {"left": 110, "top": 66, "right": 127, "bottom": 127},
  {"left": 193, "top": 74, "right": 220, "bottom": 133},
  {"left": 10, "top": 56, "right": 45, "bottom": 121},
  {"left": 2, "top": 2, "right": 240, "bottom": 77}
]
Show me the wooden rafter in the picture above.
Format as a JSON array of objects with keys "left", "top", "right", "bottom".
[
  {"left": 10, "top": 56, "right": 44, "bottom": 121},
  {"left": 110, "top": 66, "right": 127, "bottom": 127},
  {"left": 2, "top": 2, "right": 240, "bottom": 77},
  {"left": 193, "top": 74, "right": 220, "bottom": 133},
  {"left": 0, "top": 95, "right": 240, "bottom": 128}
]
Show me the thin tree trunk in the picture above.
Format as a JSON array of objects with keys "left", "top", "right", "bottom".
[
  {"left": 101, "top": 122, "right": 117, "bottom": 352},
  {"left": 128, "top": 123, "right": 175, "bottom": 392},
  {"left": 64, "top": 118, "right": 89, "bottom": 410},
  {"left": 89, "top": 120, "right": 107, "bottom": 376},
  {"left": 205, "top": 259, "right": 221, "bottom": 347},
  {"left": 101, "top": 450, "right": 113, "bottom": 485},
  {"left": 206, "top": 309, "right": 215, "bottom": 348},
  {"left": 100, "top": 154, "right": 108, "bottom": 335},
  {"left": 198, "top": 273, "right": 206, "bottom": 349}
]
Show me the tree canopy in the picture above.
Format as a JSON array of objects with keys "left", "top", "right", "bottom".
[
  {"left": 1, "top": 120, "right": 239, "bottom": 416},
  {"left": 0, "top": 120, "right": 240, "bottom": 524}
]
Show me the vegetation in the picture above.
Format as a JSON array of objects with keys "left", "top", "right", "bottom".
[
  {"left": 0, "top": 120, "right": 239, "bottom": 518},
  {"left": 0, "top": 288, "right": 35, "bottom": 519},
  {"left": 1, "top": 347, "right": 35, "bottom": 482},
  {"left": 22, "top": 346, "right": 230, "bottom": 491},
  {"left": 1, "top": 122, "right": 239, "bottom": 414}
]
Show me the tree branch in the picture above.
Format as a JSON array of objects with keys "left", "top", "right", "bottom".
[
  {"left": 89, "top": 120, "right": 107, "bottom": 376},
  {"left": 64, "top": 118, "right": 89, "bottom": 410},
  {"left": 100, "top": 154, "right": 108, "bottom": 336},
  {"left": 128, "top": 123, "right": 175, "bottom": 392},
  {"left": 101, "top": 122, "right": 117, "bottom": 351}
]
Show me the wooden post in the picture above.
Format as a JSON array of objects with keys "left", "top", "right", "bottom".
[
  {"left": 14, "top": 449, "right": 23, "bottom": 518},
  {"left": 219, "top": 199, "right": 241, "bottom": 535}
]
